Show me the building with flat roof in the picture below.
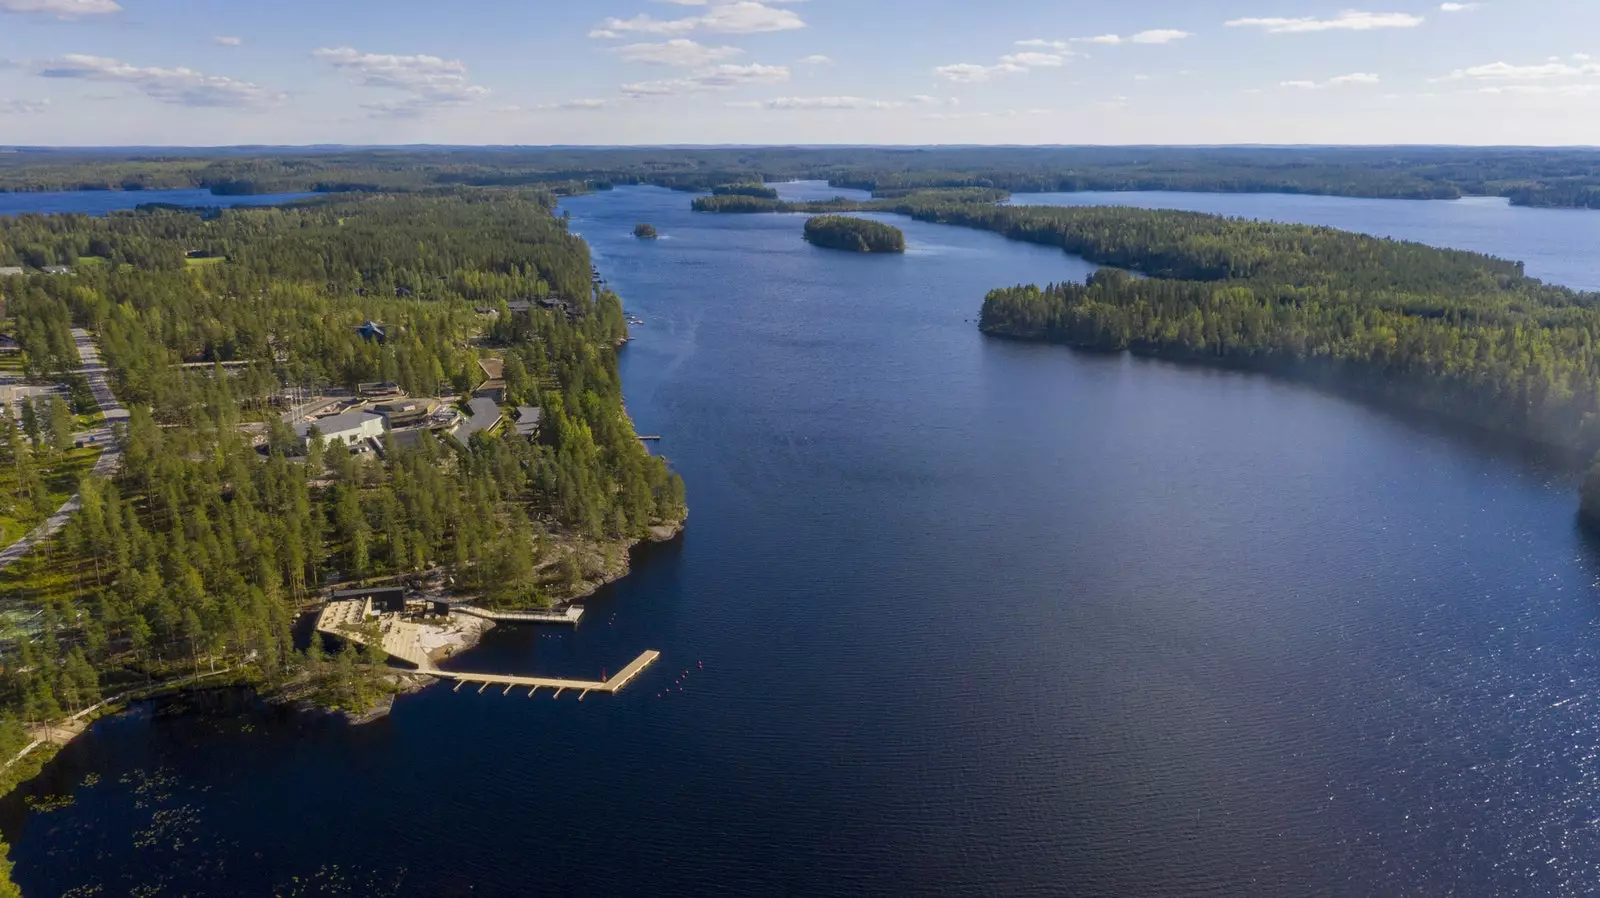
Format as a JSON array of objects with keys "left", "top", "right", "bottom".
[
  {"left": 453, "top": 397, "right": 502, "bottom": 441},
  {"left": 374, "top": 400, "right": 429, "bottom": 428},
  {"left": 331, "top": 586, "right": 406, "bottom": 613},
  {"left": 296, "top": 410, "right": 385, "bottom": 447}
]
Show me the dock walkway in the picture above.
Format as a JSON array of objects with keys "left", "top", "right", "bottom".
[
  {"left": 453, "top": 604, "right": 582, "bottom": 625},
  {"left": 313, "top": 599, "right": 655, "bottom": 698},
  {"left": 433, "top": 650, "right": 660, "bottom": 699}
]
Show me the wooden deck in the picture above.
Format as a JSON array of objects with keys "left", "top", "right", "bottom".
[
  {"left": 314, "top": 599, "right": 657, "bottom": 699},
  {"left": 452, "top": 603, "right": 583, "bottom": 625},
  {"left": 434, "top": 650, "right": 660, "bottom": 699}
]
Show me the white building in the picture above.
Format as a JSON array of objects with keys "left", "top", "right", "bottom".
[{"left": 296, "top": 410, "right": 386, "bottom": 448}]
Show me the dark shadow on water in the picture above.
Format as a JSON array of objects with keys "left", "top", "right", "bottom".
[{"left": 999, "top": 336, "right": 1585, "bottom": 481}]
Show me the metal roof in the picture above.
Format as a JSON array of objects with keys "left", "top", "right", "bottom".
[{"left": 296, "top": 410, "right": 383, "bottom": 439}]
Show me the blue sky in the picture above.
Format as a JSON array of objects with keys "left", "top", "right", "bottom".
[{"left": 0, "top": 0, "right": 1596, "bottom": 145}]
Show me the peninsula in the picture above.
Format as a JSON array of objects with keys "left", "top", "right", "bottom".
[{"left": 0, "top": 186, "right": 688, "bottom": 808}]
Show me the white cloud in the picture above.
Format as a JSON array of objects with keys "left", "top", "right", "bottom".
[
  {"left": 1439, "top": 2, "right": 1483, "bottom": 10},
  {"left": 799, "top": 54, "right": 832, "bottom": 64},
  {"left": 213, "top": 36, "right": 243, "bottom": 47},
  {"left": 621, "top": 62, "right": 789, "bottom": 97},
  {"left": 592, "top": 1, "right": 804, "bottom": 38},
  {"left": 36, "top": 54, "right": 283, "bottom": 108},
  {"left": 733, "top": 93, "right": 957, "bottom": 111},
  {"left": 735, "top": 95, "right": 903, "bottom": 110},
  {"left": 1473, "top": 83, "right": 1600, "bottom": 96},
  {"left": 1038, "top": 31, "right": 1188, "bottom": 46},
  {"left": 998, "top": 52, "right": 1066, "bottom": 68},
  {"left": 613, "top": 39, "right": 742, "bottom": 67},
  {"left": 0, "top": 0, "right": 118, "bottom": 17},
  {"left": 0, "top": 98, "right": 49, "bottom": 114},
  {"left": 1130, "top": 29, "right": 1191, "bottom": 44},
  {"left": 314, "top": 46, "right": 490, "bottom": 117},
  {"left": 1280, "top": 72, "right": 1380, "bottom": 88},
  {"left": 934, "top": 62, "right": 1026, "bottom": 83},
  {"left": 1437, "top": 60, "right": 1600, "bottom": 81},
  {"left": 539, "top": 98, "right": 613, "bottom": 110},
  {"left": 592, "top": 14, "right": 697, "bottom": 36},
  {"left": 1226, "top": 11, "right": 1425, "bottom": 33},
  {"left": 921, "top": 107, "right": 1049, "bottom": 120},
  {"left": 937, "top": 45, "right": 1077, "bottom": 83}
]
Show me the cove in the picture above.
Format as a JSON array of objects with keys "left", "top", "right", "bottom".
[{"left": 7, "top": 182, "right": 1600, "bottom": 896}]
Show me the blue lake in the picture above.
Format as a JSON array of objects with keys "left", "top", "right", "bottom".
[{"left": 8, "top": 183, "right": 1600, "bottom": 896}]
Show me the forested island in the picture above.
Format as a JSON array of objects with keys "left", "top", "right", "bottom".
[
  {"left": 803, "top": 216, "right": 905, "bottom": 253},
  {"left": 0, "top": 188, "right": 686, "bottom": 880},
  {"left": 693, "top": 186, "right": 1600, "bottom": 528},
  {"left": 13, "top": 146, "right": 1600, "bottom": 208},
  {"left": 634, "top": 223, "right": 658, "bottom": 239}
]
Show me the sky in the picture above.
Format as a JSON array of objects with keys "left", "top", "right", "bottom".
[{"left": 0, "top": 0, "right": 1597, "bottom": 146}]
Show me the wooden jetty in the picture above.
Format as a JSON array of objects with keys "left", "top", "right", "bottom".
[
  {"left": 315, "top": 599, "right": 656, "bottom": 698},
  {"left": 429, "top": 650, "right": 661, "bottom": 697},
  {"left": 452, "top": 603, "right": 582, "bottom": 625}
]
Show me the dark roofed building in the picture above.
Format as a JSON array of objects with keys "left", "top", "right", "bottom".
[
  {"left": 331, "top": 586, "right": 406, "bottom": 613},
  {"left": 374, "top": 400, "right": 428, "bottom": 428},
  {"left": 514, "top": 406, "right": 542, "bottom": 438},
  {"left": 453, "top": 397, "right": 503, "bottom": 441}
]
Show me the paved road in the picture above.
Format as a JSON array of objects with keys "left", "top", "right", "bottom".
[{"left": 0, "top": 328, "right": 127, "bottom": 571}]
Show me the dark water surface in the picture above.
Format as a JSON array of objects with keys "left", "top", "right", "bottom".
[
  {"left": 0, "top": 188, "right": 313, "bottom": 217},
  {"left": 9, "top": 183, "right": 1600, "bottom": 896}
]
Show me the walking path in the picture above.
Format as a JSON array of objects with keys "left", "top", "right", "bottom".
[
  {"left": 2, "top": 667, "right": 235, "bottom": 770},
  {"left": 0, "top": 328, "right": 127, "bottom": 571}
]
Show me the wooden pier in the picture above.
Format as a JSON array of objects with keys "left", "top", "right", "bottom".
[
  {"left": 428, "top": 650, "right": 660, "bottom": 696},
  {"left": 315, "top": 599, "right": 657, "bottom": 699},
  {"left": 452, "top": 603, "right": 582, "bottom": 625}
]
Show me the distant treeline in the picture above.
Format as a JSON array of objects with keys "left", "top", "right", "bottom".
[
  {"left": 13, "top": 146, "right": 1600, "bottom": 208},
  {"left": 803, "top": 216, "right": 905, "bottom": 253},
  {"left": 711, "top": 183, "right": 779, "bottom": 199}
]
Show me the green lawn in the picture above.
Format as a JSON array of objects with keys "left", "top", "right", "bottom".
[{"left": 184, "top": 256, "right": 225, "bottom": 268}]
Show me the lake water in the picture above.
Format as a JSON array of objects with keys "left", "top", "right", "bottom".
[
  {"left": 9, "top": 183, "right": 1600, "bottom": 896},
  {"left": 0, "top": 188, "right": 313, "bottom": 217}
]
